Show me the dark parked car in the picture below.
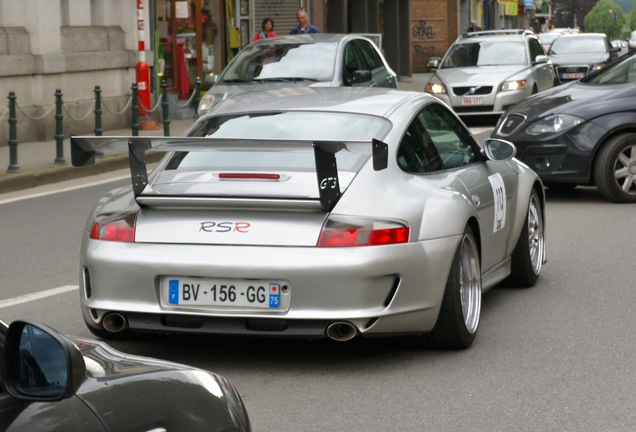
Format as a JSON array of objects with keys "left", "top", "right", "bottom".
[
  {"left": 196, "top": 33, "right": 397, "bottom": 117},
  {"left": 492, "top": 48, "right": 636, "bottom": 202},
  {"left": 548, "top": 33, "right": 620, "bottom": 84},
  {"left": 0, "top": 319, "right": 251, "bottom": 431}
]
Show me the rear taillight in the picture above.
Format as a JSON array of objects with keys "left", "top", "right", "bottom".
[
  {"left": 317, "top": 217, "right": 409, "bottom": 247},
  {"left": 89, "top": 213, "right": 137, "bottom": 242}
]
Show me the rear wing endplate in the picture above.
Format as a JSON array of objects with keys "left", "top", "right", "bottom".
[{"left": 70, "top": 136, "right": 388, "bottom": 212}]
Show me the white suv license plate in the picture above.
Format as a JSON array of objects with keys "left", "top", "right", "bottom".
[
  {"left": 163, "top": 277, "right": 283, "bottom": 309},
  {"left": 462, "top": 97, "right": 483, "bottom": 106}
]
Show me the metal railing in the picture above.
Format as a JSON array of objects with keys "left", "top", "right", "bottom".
[{"left": 3, "top": 79, "right": 201, "bottom": 173}]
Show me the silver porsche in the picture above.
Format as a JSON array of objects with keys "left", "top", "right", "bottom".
[{"left": 72, "top": 87, "right": 546, "bottom": 350}]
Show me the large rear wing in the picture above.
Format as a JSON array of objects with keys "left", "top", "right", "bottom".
[{"left": 71, "top": 136, "right": 389, "bottom": 212}]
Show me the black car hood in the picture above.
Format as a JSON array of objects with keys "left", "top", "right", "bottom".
[
  {"left": 505, "top": 81, "right": 636, "bottom": 121},
  {"left": 72, "top": 337, "right": 250, "bottom": 432}
]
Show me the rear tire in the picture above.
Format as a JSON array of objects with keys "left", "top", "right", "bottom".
[
  {"left": 594, "top": 133, "right": 636, "bottom": 203},
  {"left": 504, "top": 189, "right": 544, "bottom": 287},
  {"left": 427, "top": 226, "right": 481, "bottom": 350}
]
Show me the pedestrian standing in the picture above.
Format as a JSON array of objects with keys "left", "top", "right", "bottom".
[
  {"left": 467, "top": 20, "right": 482, "bottom": 33},
  {"left": 290, "top": 9, "right": 320, "bottom": 34},
  {"left": 254, "top": 18, "right": 278, "bottom": 41}
]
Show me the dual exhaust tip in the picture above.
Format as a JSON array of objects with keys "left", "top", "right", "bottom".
[
  {"left": 102, "top": 312, "right": 129, "bottom": 333},
  {"left": 326, "top": 321, "right": 358, "bottom": 342},
  {"left": 102, "top": 313, "right": 359, "bottom": 342}
]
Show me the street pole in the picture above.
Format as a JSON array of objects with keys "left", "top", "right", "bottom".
[{"left": 136, "top": 0, "right": 151, "bottom": 116}]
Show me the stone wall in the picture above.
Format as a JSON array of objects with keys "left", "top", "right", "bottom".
[{"left": 0, "top": 26, "right": 138, "bottom": 143}]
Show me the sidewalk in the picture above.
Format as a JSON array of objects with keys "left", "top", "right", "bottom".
[
  {"left": 0, "top": 73, "right": 431, "bottom": 194},
  {"left": 0, "top": 118, "right": 196, "bottom": 194}
]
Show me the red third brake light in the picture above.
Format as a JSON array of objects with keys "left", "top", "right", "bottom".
[
  {"left": 219, "top": 173, "right": 281, "bottom": 180},
  {"left": 317, "top": 217, "right": 410, "bottom": 247},
  {"left": 90, "top": 213, "right": 137, "bottom": 242}
]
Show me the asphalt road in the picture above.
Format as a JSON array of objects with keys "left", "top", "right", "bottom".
[{"left": 2, "top": 143, "right": 635, "bottom": 431}]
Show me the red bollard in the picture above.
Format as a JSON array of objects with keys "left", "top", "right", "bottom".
[{"left": 136, "top": 61, "right": 151, "bottom": 115}]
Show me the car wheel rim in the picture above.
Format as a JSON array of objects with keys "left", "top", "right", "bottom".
[
  {"left": 613, "top": 144, "right": 636, "bottom": 196},
  {"left": 459, "top": 233, "right": 481, "bottom": 334},
  {"left": 528, "top": 193, "right": 544, "bottom": 275}
]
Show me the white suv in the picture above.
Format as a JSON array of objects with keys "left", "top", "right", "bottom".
[{"left": 425, "top": 30, "right": 556, "bottom": 120}]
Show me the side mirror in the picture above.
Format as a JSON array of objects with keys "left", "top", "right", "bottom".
[
  {"left": 610, "top": 46, "right": 621, "bottom": 53},
  {"left": 427, "top": 59, "right": 440, "bottom": 70},
  {"left": 351, "top": 70, "right": 372, "bottom": 85},
  {"left": 3, "top": 320, "right": 86, "bottom": 401},
  {"left": 201, "top": 74, "right": 219, "bottom": 91},
  {"left": 482, "top": 138, "right": 517, "bottom": 161},
  {"left": 534, "top": 55, "right": 549, "bottom": 64}
]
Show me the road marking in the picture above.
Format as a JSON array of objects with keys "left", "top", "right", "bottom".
[
  {"left": 0, "top": 173, "right": 130, "bottom": 205},
  {"left": 0, "top": 285, "right": 78, "bottom": 309}
]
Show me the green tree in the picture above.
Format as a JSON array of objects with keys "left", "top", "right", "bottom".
[{"left": 584, "top": 0, "right": 626, "bottom": 38}]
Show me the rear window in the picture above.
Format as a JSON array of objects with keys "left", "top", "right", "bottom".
[
  {"left": 170, "top": 150, "right": 368, "bottom": 172},
  {"left": 189, "top": 111, "right": 391, "bottom": 141},
  {"left": 169, "top": 112, "right": 391, "bottom": 172}
]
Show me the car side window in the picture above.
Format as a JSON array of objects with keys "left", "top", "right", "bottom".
[
  {"left": 529, "top": 38, "right": 545, "bottom": 59},
  {"left": 397, "top": 116, "right": 444, "bottom": 174},
  {"left": 354, "top": 40, "right": 384, "bottom": 70},
  {"left": 343, "top": 43, "right": 364, "bottom": 85},
  {"left": 418, "top": 103, "right": 479, "bottom": 170}
]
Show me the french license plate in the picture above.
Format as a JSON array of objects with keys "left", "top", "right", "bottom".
[
  {"left": 162, "top": 277, "right": 285, "bottom": 309},
  {"left": 462, "top": 97, "right": 483, "bottom": 106},
  {"left": 561, "top": 72, "right": 584, "bottom": 79}
]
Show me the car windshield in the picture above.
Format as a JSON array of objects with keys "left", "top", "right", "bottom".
[
  {"left": 583, "top": 52, "right": 636, "bottom": 84},
  {"left": 441, "top": 41, "right": 526, "bottom": 68},
  {"left": 221, "top": 42, "right": 337, "bottom": 82},
  {"left": 549, "top": 37, "right": 607, "bottom": 55}
]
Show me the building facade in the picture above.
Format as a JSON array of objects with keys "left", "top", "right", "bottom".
[{"left": 0, "top": 0, "right": 142, "bottom": 142}]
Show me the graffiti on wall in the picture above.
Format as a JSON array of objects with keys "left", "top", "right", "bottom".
[
  {"left": 411, "top": 20, "right": 435, "bottom": 40},
  {"left": 411, "top": 18, "right": 445, "bottom": 71},
  {"left": 412, "top": 20, "right": 437, "bottom": 58},
  {"left": 414, "top": 45, "right": 436, "bottom": 57}
]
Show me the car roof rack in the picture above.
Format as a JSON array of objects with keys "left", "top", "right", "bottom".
[{"left": 460, "top": 29, "right": 533, "bottom": 39}]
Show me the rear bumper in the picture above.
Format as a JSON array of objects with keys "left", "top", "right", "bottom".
[{"left": 80, "top": 235, "right": 462, "bottom": 338}]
